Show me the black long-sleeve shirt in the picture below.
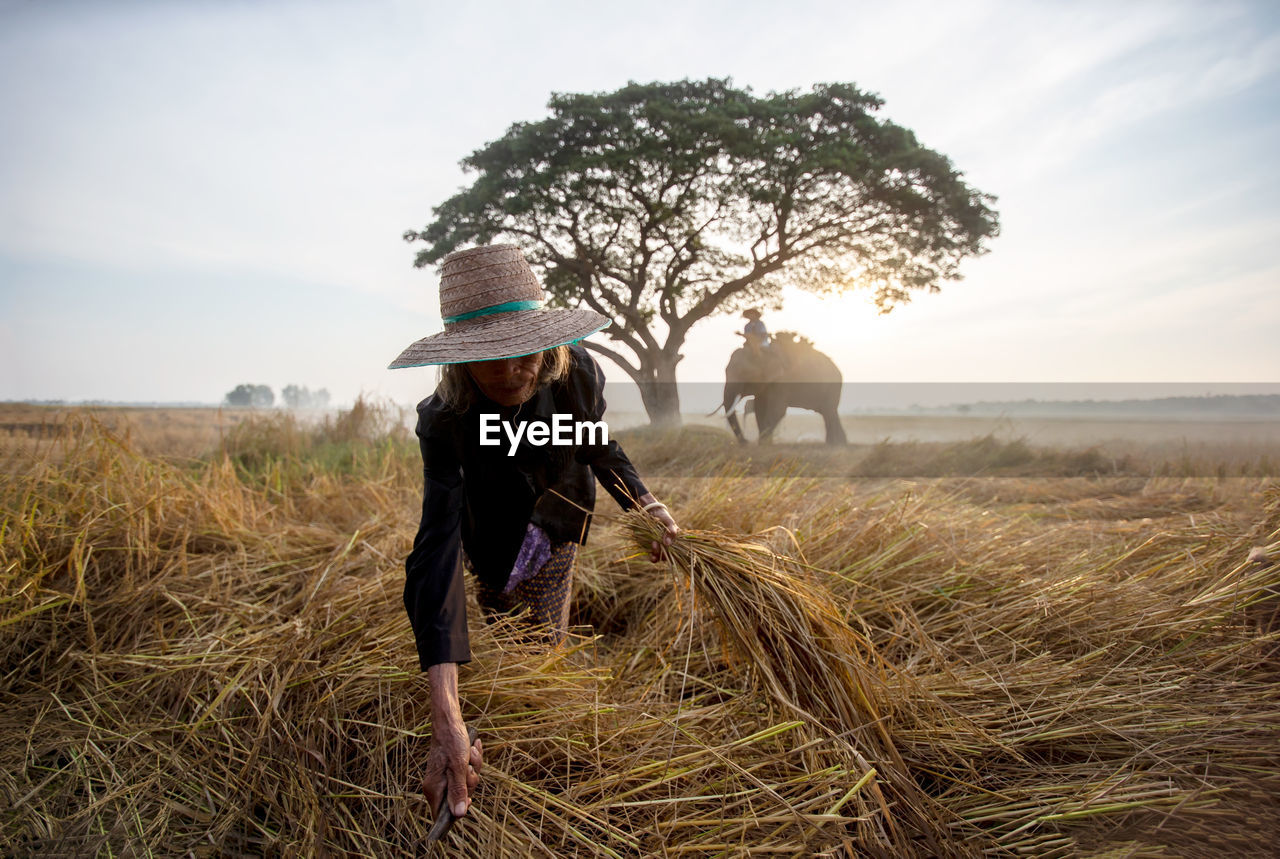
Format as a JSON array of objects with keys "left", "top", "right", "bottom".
[{"left": 404, "top": 344, "right": 649, "bottom": 670}]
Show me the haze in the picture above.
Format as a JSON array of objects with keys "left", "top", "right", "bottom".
[{"left": 2, "top": 0, "right": 1277, "bottom": 406}]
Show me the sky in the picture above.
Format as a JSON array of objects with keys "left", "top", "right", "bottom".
[{"left": 2, "top": 0, "right": 1278, "bottom": 407}]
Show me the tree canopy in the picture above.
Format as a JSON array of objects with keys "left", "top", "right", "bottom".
[
  {"left": 281, "top": 385, "right": 331, "bottom": 410},
  {"left": 406, "top": 78, "right": 999, "bottom": 425},
  {"left": 224, "top": 384, "right": 274, "bottom": 409}
]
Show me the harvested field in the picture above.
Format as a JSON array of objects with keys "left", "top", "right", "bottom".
[
  {"left": 0, "top": 404, "right": 260, "bottom": 464},
  {"left": 2, "top": 404, "right": 1279, "bottom": 856}
]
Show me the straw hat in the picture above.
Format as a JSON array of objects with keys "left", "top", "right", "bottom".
[
  {"left": 388, "top": 245, "right": 608, "bottom": 368},
  {"left": 742, "top": 308, "right": 763, "bottom": 320}
]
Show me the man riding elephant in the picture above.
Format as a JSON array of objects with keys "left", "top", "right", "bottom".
[
  {"left": 735, "top": 309, "right": 788, "bottom": 382},
  {"left": 720, "top": 332, "right": 847, "bottom": 445}
]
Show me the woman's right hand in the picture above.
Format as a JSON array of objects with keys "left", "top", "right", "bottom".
[{"left": 424, "top": 663, "right": 484, "bottom": 819}]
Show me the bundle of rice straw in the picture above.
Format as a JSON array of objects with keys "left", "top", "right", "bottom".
[{"left": 623, "top": 510, "right": 969, "bottom": 857}]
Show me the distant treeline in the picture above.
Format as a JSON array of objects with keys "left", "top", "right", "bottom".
[
  {"left": 918, "top": 394, "right": 1280, "bottom": 419},
  {"left": 223, "top": 384, "right": 331, "bottom": 410}
]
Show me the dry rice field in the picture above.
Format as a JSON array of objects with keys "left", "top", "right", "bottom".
[{"left": 2, "top": 402, "right": 1278, "bottom": 856}]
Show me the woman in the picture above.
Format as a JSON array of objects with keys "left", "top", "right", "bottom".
[{"left": 389, "top": 244, "right": 680, "bottom": 825}]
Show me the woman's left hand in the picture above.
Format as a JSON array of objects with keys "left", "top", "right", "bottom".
[{"left": 639, "top": 494, "right": 679, "bottom": 563}]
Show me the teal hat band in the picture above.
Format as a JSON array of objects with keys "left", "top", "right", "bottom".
[{"left": 444, "top": 299, "right": 544, "bottom": 325}]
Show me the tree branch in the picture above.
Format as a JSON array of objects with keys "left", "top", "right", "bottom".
[{"left": 581, "top": 340, "right": 640, "bottom": 381}]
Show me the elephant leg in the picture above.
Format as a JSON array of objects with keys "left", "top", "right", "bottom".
[
  {"left": 726, "top": 410, "right": 747, "bottom": 444},
  {"left": 822, "top": 408, "right": 847, "bottom": 445},
  {"left": 757, "top": 398, "right": 785, "bottom": 445}
]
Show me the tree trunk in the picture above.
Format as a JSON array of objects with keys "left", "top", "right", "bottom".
[{"left": 637, "top": 356, "right": 682, "bottom": 428}]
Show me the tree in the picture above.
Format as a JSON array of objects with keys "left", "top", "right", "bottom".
[
  {"left": 406, "top": 78, "right": 999, "bottom": 426},
  {"left": 282, "top": 385, "right": 333, "bottom": 410},
  {"left": 224, "top": 384, "right": 254, "bottom": 407},
  {"left": 282, "top": 384, "right": 304, "bottom": 409},
  {"left": 223, "top": 384, "right": 274, "bottom": 408}
]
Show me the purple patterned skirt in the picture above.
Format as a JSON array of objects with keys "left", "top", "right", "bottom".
[{"left": 474, "top": 523, "right": 577, "bottom": 641}]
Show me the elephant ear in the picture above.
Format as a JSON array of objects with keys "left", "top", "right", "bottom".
[{"left": 726, "top": 346, "right": 755, "bottom": 378}]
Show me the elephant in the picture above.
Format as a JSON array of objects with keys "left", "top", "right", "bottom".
[{"left": 718, "top": 332, "right": 847, "bottom": 445}]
